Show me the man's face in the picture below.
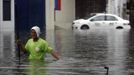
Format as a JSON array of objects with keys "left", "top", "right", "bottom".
[{"left": 31, "top": 29, "right": 37, "bottom": 39}]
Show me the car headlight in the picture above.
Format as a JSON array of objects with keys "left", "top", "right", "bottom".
[
  {"left": 72, "top": 22, "right": 75, "bottom": 25},
  {"left": 74, "top": 22, "right": 80, "bottom": 25}
]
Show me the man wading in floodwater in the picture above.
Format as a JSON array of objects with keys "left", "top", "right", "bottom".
[{"left": 17, "top": 26, "right": 59, "bottom": 61}]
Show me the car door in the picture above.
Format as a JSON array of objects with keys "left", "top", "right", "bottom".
[
  {"left": 104, "top": 15, "right": 119, "bottom": 28},
  {"left": 89, "top": 15, "right": 119, "bottom": 28},
  {"left": 89, "top": 15, "right": 106, "bottom": 28}
]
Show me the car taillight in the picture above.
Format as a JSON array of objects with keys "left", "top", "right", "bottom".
[
  {"left": 123, "top": 23, "right": 129, "bottom": 25},
  {"left": 128, "top": 23, "right": 130, "bottom": 25}
]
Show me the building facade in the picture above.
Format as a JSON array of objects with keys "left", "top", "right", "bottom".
[{"left": 0, "top": 0, "right": 15, "bottom": 32}]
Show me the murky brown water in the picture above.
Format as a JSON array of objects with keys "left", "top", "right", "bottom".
[{"left": 1, "top": 26, "right": 134, "bottom": 75}]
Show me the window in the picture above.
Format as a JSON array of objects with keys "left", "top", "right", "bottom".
[
  {"left": 106, "top": 16, "right": 118, "bottom": 21},
  {"left": 3, "top": 0, "right": 11, "bottom": 21},
  {"left": 90, "top": 16, "right": 105, "bottom": 21},
  {"left": 90, "top": 15, "right": 118, "bottom": 21}
]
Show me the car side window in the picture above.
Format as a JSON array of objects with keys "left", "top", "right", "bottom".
[
  {"left": 90, "top": 15, "right": 118, "bottom": 21},
  {"left": 106, "top": 16, "right": 118, "bottom": 21},
  {"left": 90, "top": 16, "right": 105, "bottom": 21}
]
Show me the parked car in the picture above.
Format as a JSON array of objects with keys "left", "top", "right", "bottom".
[{"left": 72, "top": 13, "right": 131, "bottom": 30}]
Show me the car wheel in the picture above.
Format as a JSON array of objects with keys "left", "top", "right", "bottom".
[
  {"left": 116, "top": 26, "right": 123, "bottom": 29},
  {"left": 72, "top": 26, "right": 74, "bottom": 29},
  {"left": 80, "top": 24, "right": 90, "bottom": 30}
]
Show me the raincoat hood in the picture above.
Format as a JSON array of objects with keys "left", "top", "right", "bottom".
[{"left": 31, "top": 26, "right": 41, "bottom": 37}]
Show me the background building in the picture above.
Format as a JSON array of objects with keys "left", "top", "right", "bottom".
[
  {"left": 107, "top": 0, "right": 129, "bottom": 19},
  {"left": 0, "top": 0, "right": 15, "bottom": 32},
  {"left": 0, "top": 0, "right": 132, "bottom": 48},
  {"left": 127, "top": 0, "right": 134, "bottom": 27}
]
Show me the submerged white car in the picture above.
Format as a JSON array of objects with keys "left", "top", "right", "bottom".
[{"left": 72, "top": 13, "right": 131, "bottom": 30}]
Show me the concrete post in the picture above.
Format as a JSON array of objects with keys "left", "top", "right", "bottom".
[
  {"left": 45, "top": 0, "right": 55, "bottom": 48},
  {"left": 0, "top": 0, "right": 3, "bottom": 58},
  {"left": 0, "top": 1, "right": 3, "bottom": 58},
  {"left": 0, "top": 0, "right": 2, "bottom": 30}
]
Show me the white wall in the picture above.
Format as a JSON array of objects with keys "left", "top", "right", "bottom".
[
  {"left": 107, "top": 0, "right": 128, "bottom": 19},
  {"left": 46, "top": 0, "right": 76, "bottom": 29},
  {"left": 55, "top": 0, "right": 75, "bottom": 27},
  {"left": 107, "top": 0, "right": 117, "bottom": 15},
  {"left": 45, "top": 0, "right": 75, "bottom": 48}
]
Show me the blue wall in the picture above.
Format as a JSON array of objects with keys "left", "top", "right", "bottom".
[{"left": 15, "top": 0, "right": 45, "bottom": 40}]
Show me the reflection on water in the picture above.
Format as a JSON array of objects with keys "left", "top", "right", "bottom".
[
  {"left": 107, "top": 29, "right": 130, "bottom": 75},
  {"left": 0, "top": 31, "right": 15, "bottom": 65},
  {"left": 0, "top": 30, "right": 3, "bottom": 59},
  {"left": 1, "top": 26, "right": 134, "bottom": 75},
  {"left": 0, "top": 30, "right": 15, "bottom": 75}
]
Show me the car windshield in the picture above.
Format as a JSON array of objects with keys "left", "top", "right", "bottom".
[{"left": 82, "top": 14, "right": 97, "bottom": 19}]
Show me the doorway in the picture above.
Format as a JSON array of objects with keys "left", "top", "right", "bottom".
[{"left": 15, "top": 0, "right": 46, "bottom": 40}]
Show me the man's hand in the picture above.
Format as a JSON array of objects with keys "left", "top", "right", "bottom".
[
  {"left": 16, "top": 39, "right": 26, "bottom": 52},
  {"left": 16, "top": 39, "right": 22, "bottom": 46},
  {"left": 51, "top": 51, "right": 60, "bottom": 60}
]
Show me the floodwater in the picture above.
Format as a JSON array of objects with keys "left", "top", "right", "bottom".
[{"left": 1, "top": 26, "right": 134, "bottom": 75}]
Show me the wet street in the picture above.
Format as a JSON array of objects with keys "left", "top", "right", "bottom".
[{"left": 1, "top": 25, "right": 134, "bottom": 75}]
